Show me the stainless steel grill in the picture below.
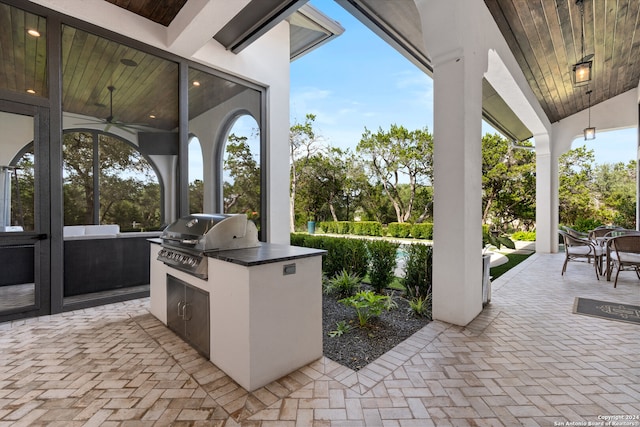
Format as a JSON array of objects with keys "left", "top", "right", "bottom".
[{"left": 157, "top": 213, "right": 259, "bottom": 279}]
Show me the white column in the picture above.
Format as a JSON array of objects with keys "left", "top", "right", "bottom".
[
  {"left": 431, "top": 49, "right": 485, "bottom": 326},
  {"left": 534, "top": 133, "right": 558, "bottom": 253}
]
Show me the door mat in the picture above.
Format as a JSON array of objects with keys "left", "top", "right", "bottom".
[{"left": 573, "top": 298, "right": 640, "bottom": 325}]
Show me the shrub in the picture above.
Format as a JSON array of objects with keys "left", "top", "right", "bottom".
[
  {"left": 572, "top": 218, "right": 603, "bottom": 233},
  {"left": 511, "top": 231, "right": 536, "bottom": 241},
  {"left": 403, "top": 243, "right": 432, "bottom": 299},
  {"left": 339, "top": 290, "right": 395, "bottom": 327},
  {"left": 324, "top": 270, "right": 361, "bottom": 297},
  {"left": 291, "top": 234, "right": 369, "bottom": 278},
  {"left": 352, "top": 221, "right": 383, "bottom": 236},
  {"left": 366, "top": 240, "right": 399, "bottom": 293},
  {"left": 409, "top": 294, "right": 432, "bottom": 319},
  {"left": 410, "top": 223, "right": 434, "bottom": 239},
  {"left": 387, "top": 222, "right": 412, "bottom": 238}
]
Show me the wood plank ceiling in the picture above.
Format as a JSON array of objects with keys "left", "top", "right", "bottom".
[
  {"left": 4, "top": 0, "right": 638, "bottom": 130},
  {"left": 484, "top": 0, "right": 640, "bottom": 123}
]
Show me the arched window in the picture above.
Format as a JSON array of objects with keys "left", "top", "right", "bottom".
[
  {"left": 223, "top": 115, "right": 261, "bottom": 226},
  {"left": 62, "top": 130, "right": 162, "bottom": 230},
  {"left": 188, "top": 135, "right": 204, "bottom": 214}
]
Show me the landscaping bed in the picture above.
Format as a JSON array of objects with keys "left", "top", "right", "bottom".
[{"left": 322, "top": 287, "right": 430, "bottom": 371}]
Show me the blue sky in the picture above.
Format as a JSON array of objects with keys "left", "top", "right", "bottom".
[{"left": 290, "top": 1, "right": 637, "bottom": 165}]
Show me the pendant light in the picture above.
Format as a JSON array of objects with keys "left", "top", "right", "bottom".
[
  {"left": 573, "top": 0, "right": 593, "bottom": 86},
  {"left": 584, "top": 89, "right": 595, "bottom": 140}
]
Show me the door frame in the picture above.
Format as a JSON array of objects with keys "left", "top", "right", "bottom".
[{"left": 0, "top": 100, "right": 51, "bottom": 322}]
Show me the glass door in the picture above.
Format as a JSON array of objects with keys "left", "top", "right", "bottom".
[{"left": 0, "top": 101, "right": 50, "bottom": 321}]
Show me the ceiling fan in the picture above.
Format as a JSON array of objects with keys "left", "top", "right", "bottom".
[{"left": 75, "top": 86, "right": 149, "bottom": 134}]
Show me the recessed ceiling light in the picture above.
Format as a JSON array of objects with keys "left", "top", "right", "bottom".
[
  {"left": 27, "top": 29, "right": 40, "bottom": 37},
  {"left": 26, "top": 89, "right": 36, "bottom": 94},
  {"left": 149, "top": 114, "right": 156, "bottom": 119},
  {"left": 120, "top": 58, "right": 138, "bottom": 67},
  {"left": 192, "top": 81, "right": 200, "bottom": 87}
]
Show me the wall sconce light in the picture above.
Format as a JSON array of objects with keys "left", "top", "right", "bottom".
[
  {"left": 573, "top": 0, "right": 593, "bottom": 86},
  {"left": 584, "top": 90, "right": 595, "bottom": 140}
]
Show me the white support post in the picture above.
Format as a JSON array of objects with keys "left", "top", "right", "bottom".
[{"left": 431, "top": 50, "right": 485, "bottom": 326}]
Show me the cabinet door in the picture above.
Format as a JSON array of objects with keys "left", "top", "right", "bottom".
[
  {"left": 185, "top": 285, "right": 210, "bottom": 358},
  {"left": 166, "top": 275, "right": 186, "bottom": 339}
]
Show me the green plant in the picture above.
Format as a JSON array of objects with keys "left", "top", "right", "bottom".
[
  {"left": 366, "top": 240, "right": 399, "bottom": 292},
  {"left": 339, "top": 290, "right": 395, "bottom": 327},
  {"left": 324, "top": 270, "right": 362, "bottom": 297},
  {"left": 408, "top": 294, "right": 432, "bottom": 318},
  {"left": 511, "top": 230, "right": 536, "bottom": 241},
  {"left": 327, "top": 320, "right": 351, "bottom": 337},
  {"left": 572, "top": 218, "right": 604, "bottom": 233},
  {"left": 387, "top": 222, "right": 412, "bottom": 238},
  {"left": 482, "top": 227, "right": 516, "bottom": 251},
  {"left": 410, "top": 223, "right": 434, "bottom": 239},
  {"left": 402, "top": 243, "right": 432, "bottom": 299}
]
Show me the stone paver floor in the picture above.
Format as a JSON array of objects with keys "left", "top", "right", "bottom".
[{"left": 0, "top": 252, "right": 639, "bottom": 426}]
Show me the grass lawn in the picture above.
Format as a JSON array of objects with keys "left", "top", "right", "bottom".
[{"left": 489, "top": 252, "right": 534, "bottom": 280}]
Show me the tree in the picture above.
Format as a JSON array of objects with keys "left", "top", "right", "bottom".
[
  {"left": 356, "top": 124, "right": 433, "bottom": 223},
  {"left": 223, "top": 133, "right": 260, "bottom": 218},
  {"left": 593, "top": 161, "right": 636, "bottom": 228},
  {"left": 289, "top": 114, "right": 323, "bottom": 231},
  {"left": 558, "top": 145, "right": 596, "bottom": 225},
  {"left": 481, "top": 134, "right": 536, "bottom": 229}
]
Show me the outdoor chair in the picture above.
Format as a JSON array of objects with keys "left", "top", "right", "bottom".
[
  {"left": 607, "top": 235, "right": 640, "bottom": 287},
  {"left": 602, "top": 229, "right": 640, "bottom": 279},
  {"left": 559, "top": 230, "right": 602, "bottom": 280},
  {"left": 560, "top": 226, "right": 589, "bottom": 239}
]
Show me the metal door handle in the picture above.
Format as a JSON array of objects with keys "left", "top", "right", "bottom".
[
  {"left": 183, "top": 302, "right": 192, "bottom": 321},
  {"left": 177, "top": 300, "right": 185, "bottom": 319}
]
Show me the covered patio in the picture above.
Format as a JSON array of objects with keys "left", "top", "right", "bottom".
[{"left": 1, "top": 252, "right": 638, "bottom": 425}]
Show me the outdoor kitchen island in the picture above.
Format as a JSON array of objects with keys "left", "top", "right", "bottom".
[{"left": 149, "top": 237, "right": 325, "bottom": 392}]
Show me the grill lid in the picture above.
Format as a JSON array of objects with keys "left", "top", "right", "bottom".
[{"left": 161, "top": 213, "right": 259, "bottom": 252}]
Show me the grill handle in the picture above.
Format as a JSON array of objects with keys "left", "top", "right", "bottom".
[{"left": 163, "top": 237, "right": 199, "bottom": 246}]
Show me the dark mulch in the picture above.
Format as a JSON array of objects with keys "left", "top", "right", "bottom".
[{"left": 322, "top": 288, "right": 431, "bottom": 371}]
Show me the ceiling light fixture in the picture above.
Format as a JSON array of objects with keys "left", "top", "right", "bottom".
[
  {"left": 192, "top": 81, "right": 200, "bottom": 87},
  {"left": 27, "top": 29, "right": 40, "bottom": 37},
  {"left": 584, "top": 89, "right": 595, "bottom": 140},
  {"left": 573, "top": 0, "right": 593, "bottom": 86},
  {"left": 26, "top": 89, "right": 36, "bottom": 94}
]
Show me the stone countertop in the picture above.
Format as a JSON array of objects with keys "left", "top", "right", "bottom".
[
  {"left": 149, "top": 240, "right": 325, "bottom": 267},
  {"left": 206, "top": 243, "right": 325, "bottom": 266}
]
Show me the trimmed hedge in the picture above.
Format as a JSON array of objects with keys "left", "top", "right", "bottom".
[
  {"left": 318, "top": 221, "right": 382, "bottom": 236},
  {"left": 290, "top": 234, "right": 369, "bottom": 278},
  {"left": 387, "top": 222, "right": 433, "bottom": 239},
  {"left": 387, "top": 222, "right": 412, "bottom": 238},
  {"left": 410, "top": 223, "right": 433, "bottom": 240}
]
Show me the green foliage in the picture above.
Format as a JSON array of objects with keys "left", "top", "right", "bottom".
[
  {"left": 402, "top": 244, "right": 432, "bottom": 299},
  {"left": 559, "top": 146, "right": 596, "bottom": 225},
  {"left": 387, "top": 222, "right": 412, "bottom": 238},
  {"left": 409, "top": 295, "right": 432, "bottom": 319},
  {"left": 324, "top": 270, "right": 361, "bottom": 298},
  {"left": 223, "top": 133, "right": 261, "bottom": 221},
  {"left": 357, "top": 124, "right": 433, "bottom": 223},
  {"left": 291, "top": 234, "right": 369, "bottom": 278},
  {"left": 571, "top": 218, "right": 603, "bottom": 233},
  {"left": 366, "top": 240, "right": 399, "bottom": 293},
  {"left": 339, "top": 290, "right": 395, "bottom": 328},
  {"left": 483, "top": 228, "right": 516, "bottom": 250},
  {"left": 511, "top": 231, "right": 536, "bottom": 241},
  {"left": 351, "top": 221, "right": 383, "bottom": 236},
  {"left": 328, "top": 320, "right": 351, "bottom": 337},
  {"left": 482, "top": 134, "right": 536, "bottom": 228},
  {"left": 61, "top": 131, "right": 162, "bottom": 230},
  {"left": 410, "top": 223, "right": 433, "bottom": 239}
]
